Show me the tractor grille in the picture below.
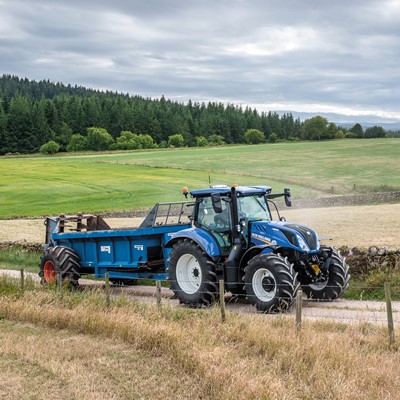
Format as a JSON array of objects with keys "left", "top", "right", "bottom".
[{"left": 285, "top": 224, "right": 318, "bottom": 250}]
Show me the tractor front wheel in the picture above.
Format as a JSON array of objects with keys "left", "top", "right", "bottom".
[
  {"left": 302, "top": 250, "right": 350, "bottom": 300},
  {"left": 244, "top": 253, "right": 298, "bottom": 313},
  {"left": 169, "top": 239, "right": 218, "bottom": 307}
]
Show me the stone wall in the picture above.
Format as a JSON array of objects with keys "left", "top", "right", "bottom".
[{"left": 339, "top": 246, "right": 400, "bottom": 277}]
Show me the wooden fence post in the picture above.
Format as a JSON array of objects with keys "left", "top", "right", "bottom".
[
  {"left": 156, "top": 281, "right": 162, "bottom": 314},
  {"left": 219, "top": 279, "right": 226, "bottom": 323},
  {"left": 296, "top": 288, "right": 303, "bottom": 332},
  {"left": 57, "top": 273, "right": 62, "bottom": 293},
  {"left": 105, "top": 273, "right": 110, "bottom": 307},
  {"left": 385, "top": 282, "right": 395, "bottom": 347},
  {"left": 20, "top": 268, "right": 25, "bottom": 291}
]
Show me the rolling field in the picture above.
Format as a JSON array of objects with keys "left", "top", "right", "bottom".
[
  {"left": 82, "top": 138, "right": 400, "bottom": 194},
  {"left": 0, "top": 138, "right": 399, "bottom": 218},
  {"left": 1, "top": 140, "right": 400, "bottom": 399}
]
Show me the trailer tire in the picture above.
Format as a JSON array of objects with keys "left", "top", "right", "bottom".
[
  {"left": 39, "top": 246, "right": 81, "bottom": 286},
  {"left": 302, "top": 250, "right": 349, "bottom": 301},
  {"left": 169, "top": 239, "right": 218, "bottom": 307},
  {"left": 244, "top": 253, "right": 298, "bottom": 313}
]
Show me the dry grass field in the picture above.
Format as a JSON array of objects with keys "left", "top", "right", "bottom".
[
  {"left": 1, "top": 203, "right": 399, "bottom": 249},
  {"left": 284, "top": 203, "right": 400, "bottom": 249},
  {"left": 1, "top": 288, "right": 400, "bottom": 400},
  {"left": 0, "top": 320, "right": 203, "bottom": 400}
]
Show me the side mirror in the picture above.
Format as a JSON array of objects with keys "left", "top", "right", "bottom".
[
  {"left": 211, "top": 193, "right": 223, "bottom": 213},
  {"left": 284, "top": 188, "right": 292, "bottom": 207}
]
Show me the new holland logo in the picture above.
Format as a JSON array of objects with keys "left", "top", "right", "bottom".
[{"left": 251, "top": 233, "right": 277, "bottom": 245}]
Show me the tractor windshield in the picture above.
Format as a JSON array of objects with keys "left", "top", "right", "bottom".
[{"left": 238, "top": 195, "right": 271, "bottom": 221}]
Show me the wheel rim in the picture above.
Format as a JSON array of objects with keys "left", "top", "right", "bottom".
[
  {"left": 309, "top": 280, "right": 328, "bottom": 291},
  {"left": 252, "top": 268, "right": 276, "bottom": 301},
  {"left": 176, "top": 254, "right": 201, "bottom": 294},
  {"left": 43, "top": 260, "right": 57, "bottom": 283}
]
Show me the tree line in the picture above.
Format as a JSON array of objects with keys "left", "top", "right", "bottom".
[{"left": 0, "top": 74, "right": 389, "bottom": 155}]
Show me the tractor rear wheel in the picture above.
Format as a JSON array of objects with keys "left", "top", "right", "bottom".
[
  {"left": 169, "top": 239, "right": 218, "bottom": 307},
  {"left": 302, "top": 250, "right": 349, "bottom": 300},
  {"left": 39, "top": 246, "right": 81, "bottom": 286},
  {"left": 244, "top": 253, "right": 298, "bottom": 313}
]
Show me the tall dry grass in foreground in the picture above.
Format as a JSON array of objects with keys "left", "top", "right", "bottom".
[{"left": 1, "top": 279, "right": 400, "bottom": 399}]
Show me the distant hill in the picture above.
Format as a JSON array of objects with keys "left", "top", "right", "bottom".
[
  {"left": 336, "top": 121, "right": 400, "bottom": 131},
  {"left": 278, "top": 111, "right": 400, "bottom": 131}
]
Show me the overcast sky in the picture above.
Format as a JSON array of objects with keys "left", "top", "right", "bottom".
[{"left": 1, "top": 0, "right": 399, "bottom": 122}]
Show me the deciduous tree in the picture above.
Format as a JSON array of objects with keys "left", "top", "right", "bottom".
[
  {"left": 302, "top": 116, "right": 329, "bottom": 140},
  {"left": 244, "top": 129, "right": 264, "bottom": 144},
  {"left": 168, "top": 134, "right": 185, "bottom": 147},
  {"left": 40, "top": 140, "right": 60, "bottom": 154},
  {"left": 86, "top": 127, "right": 114, "bottom": 151}
]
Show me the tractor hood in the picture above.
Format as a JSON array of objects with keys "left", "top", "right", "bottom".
[{"left": 250, "top": 220, "right": 320, "bottom": 253}]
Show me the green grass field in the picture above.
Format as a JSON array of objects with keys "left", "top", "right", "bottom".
[{"left": 1, "top": 138, "right": 399, "bottom": 218}]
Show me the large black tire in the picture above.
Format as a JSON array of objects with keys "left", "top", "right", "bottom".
[
  {"left": 244, "top": 253, "right": 299, "bottom": 313},
  {"left": 302, "top": 250, "right": 350, "bottom": 300},
  {"left": 168, "top": 239, "right": 218, "bottom": 307},
  {"left": 39, "top": 246, "right": 81, "bottom": 286}
]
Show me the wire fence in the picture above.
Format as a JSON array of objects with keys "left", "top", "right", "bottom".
[
  {"left": 107, "top": 276, "right": 400, "bottom": 345},
  {"left": 11, "top": 269, "right": 400, "bottom": 346}
]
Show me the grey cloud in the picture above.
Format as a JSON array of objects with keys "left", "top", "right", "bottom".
[{"left": 0, "top": 0, "right": 399, "bottom": 120}]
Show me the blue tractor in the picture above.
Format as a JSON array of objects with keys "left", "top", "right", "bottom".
[
  {"left": 39, "top": 185, "right": 349, "bottom": 313},
  {"left": 167, "top": 185, "right": 349, "bottom": 312}
]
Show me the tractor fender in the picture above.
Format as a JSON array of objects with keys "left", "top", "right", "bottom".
[
  {"left": 164, "top": 228, "right": 221, "bottom": 257},
  {"left": 239, "top": 245, "right": 277, "bottom": 270}
]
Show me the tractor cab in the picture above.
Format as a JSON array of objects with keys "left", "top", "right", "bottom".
[{"left": 190, "top": 185, "right": 290, "bottom": 254}]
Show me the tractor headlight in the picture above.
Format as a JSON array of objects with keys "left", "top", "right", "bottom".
[{"left": 296, "top": 234, "right": 310, "bottom": 252}]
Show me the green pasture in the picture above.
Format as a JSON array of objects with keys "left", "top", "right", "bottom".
[
  {"left": 81, "top": 138, "right": 399, "bottom": 193},
  {"left": 0, "top": 159, "right": 296, "bottom": 218},
  {"left": 0, "top": 138, "right": 399, "bottom": 218}
]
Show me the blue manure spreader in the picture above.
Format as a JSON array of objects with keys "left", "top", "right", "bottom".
[{"left": 40, "top": 185, "right": 349, "bottom": 313}]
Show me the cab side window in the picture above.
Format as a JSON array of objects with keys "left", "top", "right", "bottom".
[{"left": 196, "top": 196, "right": 232, "bottom": 253}]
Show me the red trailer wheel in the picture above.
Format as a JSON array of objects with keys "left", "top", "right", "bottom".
[
  {"left": 43, "top": 259, "right": 57, "bottom": 283},
  {"left": 39, "top": 247, "right": 81, "bottom": 286}
]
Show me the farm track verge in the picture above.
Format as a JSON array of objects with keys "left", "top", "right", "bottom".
[{"left": 0, "top": 269, "right": 398, "bottom": 326}]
